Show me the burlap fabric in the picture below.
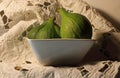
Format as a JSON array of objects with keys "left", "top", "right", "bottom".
[{"left": 0, "top": 0, "right": 120, "bottom": 78}]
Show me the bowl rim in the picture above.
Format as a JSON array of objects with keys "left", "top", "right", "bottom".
[{"left": 26, "top": 38, "right": 96, "bottom": 41}]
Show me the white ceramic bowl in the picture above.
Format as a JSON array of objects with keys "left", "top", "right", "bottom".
[{"left": 27, "top": 39, "right": 95, "bottom": 66}]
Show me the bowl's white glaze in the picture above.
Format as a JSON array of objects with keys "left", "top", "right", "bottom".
[{"left": 27, "top": 39, "right": 95, "bottom": 66}]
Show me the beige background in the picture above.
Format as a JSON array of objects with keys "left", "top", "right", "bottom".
[{"left": 84, "top": 0, "right": 120, "bottom": 30}]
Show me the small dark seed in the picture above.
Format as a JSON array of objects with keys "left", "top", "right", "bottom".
[
  {"left": 14, "top": 66, "right": 22, "bottom": 71},
  {"left": 77, "top": 67, "right": 84, "bottom": 71},
  {"left": 8, "top": 19, "right": 12, "bottom": 22},
  {"left": 81, "top": 69, "right": 89, "bottom": 76},
  {"left": 108, "top": 61, "right": 113, "bottom": 65},
  {"left": 25, "top": 61, "right": 32, "bottom": 64},
  {"left": 99, "top": 64, "right": 109, "bottom": 72},
  {"left": 22, "top": 31, "right": 27, "bottom": 37},
  {"left": 35, "top": 4, "right": 43, "bottom": 7},
  {"left": 0, "top": 60, "right": 2, "bottom": 62},
  {"left": 44, "top": 6, "right": 47, "bottom": 9},
  {"left": 21, "top": 68, "right": 29, "bottom": 71},
  {"left": 2, "top": 15, "right": 8, "bottom": 24},
  {"left": 103, "top": 61, "right": 107, "bottom": 64},
  {"left": 18, "top": 36, "right": 23, "bottom": 41},
  {"left": 86, "top": 6, "right": 90, "bottom": 10},
  {"left": 4, "top": 24, "right": 9, "bottom": 29},
  {"left": 0, "top": 10, "right": 4, "bottom": 16},
  {"left": 44, "top": 2, "right": 51, "bottom": 6},
  {"left": 27, "top": 1, "right": 33, "bottom": 6}
]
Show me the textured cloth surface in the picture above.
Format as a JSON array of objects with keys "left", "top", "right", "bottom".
[{"left": 0, "top": 0, "right": 120, "bottom": 78}]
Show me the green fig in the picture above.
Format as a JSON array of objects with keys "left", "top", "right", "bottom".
[
  {"left": 58, "top": 8, "right": 92, "bottom": 39},
  {"left": 27, "top": 25, "right": 43, "bottom": 39},
  {"left": 27, "top": 17, "right": 60, "bottom": 39},
  {"left": 36, "top": 17, "right": 60, "bottom": 39}
]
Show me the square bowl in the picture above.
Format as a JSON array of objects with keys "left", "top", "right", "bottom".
[{"left": 27, "top": 39, "right": 95, "bottom": 66}]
